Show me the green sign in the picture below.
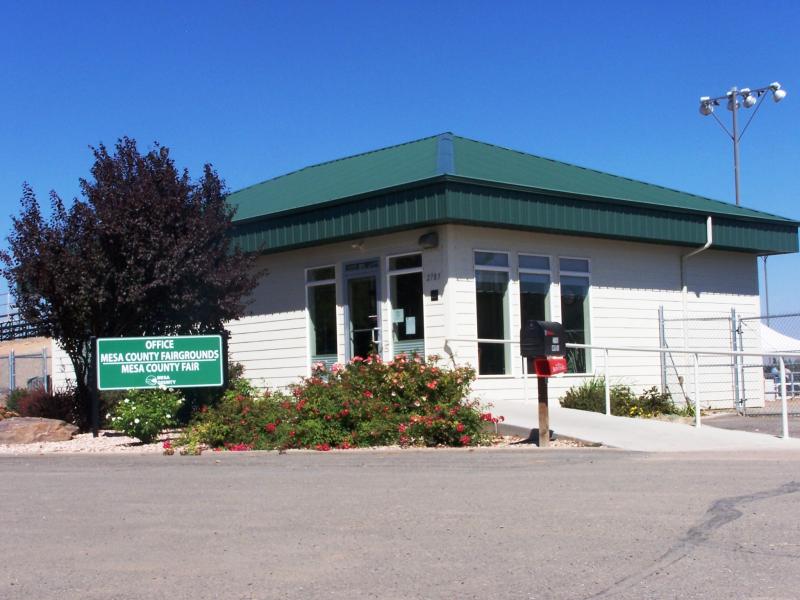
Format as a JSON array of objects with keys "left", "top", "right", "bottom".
[{"left": 96, "top": 335, "right": 224, "bottom": 391}]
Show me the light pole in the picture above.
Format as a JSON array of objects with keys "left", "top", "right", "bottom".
[
  {"left": 699, "top": 82, "right": 787, "bottom": 320},
  {"left": 699, "top": 82, "right": 787, "bottom": 206}
]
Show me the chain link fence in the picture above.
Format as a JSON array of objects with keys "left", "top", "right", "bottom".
[
  {"left": 738, "top": 313, "right": 800, "bottom": 415},
  {"left": 658, "top": 307, "right": 800, "bottom": 416},
  {"left": 0, "top": 348, "right": 51, "bottom": 403}
]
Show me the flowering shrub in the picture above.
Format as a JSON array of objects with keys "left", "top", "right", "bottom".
[
  {"left": 182, "top": 354, "right": 501, "bottom": 450},
  {"left": 108, "top": 388, "right": 183, "bottom": 444}
]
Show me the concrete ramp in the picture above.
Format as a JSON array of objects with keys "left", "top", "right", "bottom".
[{"left": 495, "top": 401, "right": 800, "bottom": 452}]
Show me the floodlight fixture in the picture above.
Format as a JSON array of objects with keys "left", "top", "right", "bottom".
[{"left": 697, "top": 81, "right": 787, "bottom": 206}]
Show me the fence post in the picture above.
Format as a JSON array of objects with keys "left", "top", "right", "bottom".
[
  {"left": 730, "top": 308, "right": 741, "bottom": 412},
  {"left": 8, "top": 349, "right": 14, "bottom": 392},
  {"left": 42, "top": 347, "right": 49, "bottom": 392},
  {"left": 779, "top": 357, "right": 789, "bottom": 440},
  {"left": 604, "top": 348, "right": 611, "bottom": 416},
  {"left": 693, "top": 353, "right": 701, "bottom": 429},
  {"left": 658, "top": 305, "right": 667, "bottom": 394}
]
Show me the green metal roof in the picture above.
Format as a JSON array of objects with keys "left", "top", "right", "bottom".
[
  {"left": 231, "top": 135, "right": 441, "bottom": 221},
  {"left": 228, "top": 133, "right": 798, "bottom": 255}
]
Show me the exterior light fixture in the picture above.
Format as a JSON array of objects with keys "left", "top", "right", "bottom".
[
  {"left": 699, "top": 97, "right": 714, "bottom": 115},
  {"left": 698, "top": 81, "right": 788, "bottom": 318},
  {"left": 697, "top": 81, "right": 787, "bottom": 206}
]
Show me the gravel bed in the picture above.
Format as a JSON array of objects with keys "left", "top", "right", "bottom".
[
  {"left": 0, "top": 431, "right": 589, "bottom": 455},
  {"left": 0, "top": 430, "right": 173, "bottom": 455}
]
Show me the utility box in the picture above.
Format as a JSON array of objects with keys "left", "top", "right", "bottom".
[{"left": 520, "top": 320, "right": 565, "bottom": 358}]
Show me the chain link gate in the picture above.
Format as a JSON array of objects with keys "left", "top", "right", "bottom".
[
  {"left": 738, "top": 312, "right": 800, "bottom": 415},
  {"left": 658, "top": 307, "right": 742, "bottom": 411}
]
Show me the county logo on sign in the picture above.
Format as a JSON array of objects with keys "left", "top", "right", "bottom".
[{"left": 145, "top": 374, "right": 176, "bottom": 387}]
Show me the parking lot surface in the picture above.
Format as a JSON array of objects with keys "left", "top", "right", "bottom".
[{"left": 1, "top": 448, "right": 799, "bottom": 599}]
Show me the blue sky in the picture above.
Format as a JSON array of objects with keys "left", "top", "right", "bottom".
[{"left": 1, "top": 0, "right": 798, "bottom": 312}]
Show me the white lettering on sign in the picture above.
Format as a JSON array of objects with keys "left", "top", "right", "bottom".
[{"left": 145, "top": 339, "right": 175, "bottom": 350}]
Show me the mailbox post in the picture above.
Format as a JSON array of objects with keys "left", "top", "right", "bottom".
[{"left": 520, "top": 320, "right": 567, "bottom": 447}]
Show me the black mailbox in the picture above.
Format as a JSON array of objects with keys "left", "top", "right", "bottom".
[{"left": 520, "top": 320, "right": 565, "bottom": 358}]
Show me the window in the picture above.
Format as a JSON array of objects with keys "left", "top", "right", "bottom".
[
  {"left": 388, "top": 253, "right": 424, "bottom": 358},
  {"left": 519, "top": 255, "right": 551, "bottom": 372},
  {"left": 306, "top": 266, "right": 337, "bottom": 367},
  {"left": 475, "top": 251, "right": 510, "bottom": 375},
  {"left": 559, "top": 257, "right": 590, "bottom": 373}
]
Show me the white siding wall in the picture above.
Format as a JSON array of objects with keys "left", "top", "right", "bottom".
[
  {"left": 441, "top": 224, "right": 762, "bottom": 411},
  {"left": 228, "top": 228, "right": 447, "bottom": 391},
  {"left": 51, "top": 340, "right": 76, "bottom": 391},
  {"left": 40, "top": 224, "right": 765, "bottom": 415}
]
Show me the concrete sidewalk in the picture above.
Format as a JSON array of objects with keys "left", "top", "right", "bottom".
[{"left": 495, "top": 400, "right": 800, "bottom": 452}]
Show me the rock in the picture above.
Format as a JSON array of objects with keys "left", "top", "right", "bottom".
[{"left": 0, "top": 417, "right": 79, "bottom": 444}]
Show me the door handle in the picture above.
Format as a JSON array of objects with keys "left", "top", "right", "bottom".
[{"left": 371, "top": 328, "right": 380, "bottom": 343}]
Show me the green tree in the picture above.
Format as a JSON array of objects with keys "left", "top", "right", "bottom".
[{"left": 1, "top": 138, "right": 258, "bottom": 428}]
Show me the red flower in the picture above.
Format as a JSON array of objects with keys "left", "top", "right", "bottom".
[
  {"left": 398, "top": 423, "right": 408, "bottom": 433},
  {"left": 456, "top": 423, "right": 465, "bottom": 433},
  {"left": 426, "top": 380, "right": 437, "bottom": 389},
  {"left": 339, "top": 409, "right": 349, "bottom": 417},
  {"left": 265, "top": 423, "right": 276, "bottom": 433},
  {"left": 363, "top": 390, "right": 373, "bottom": 398},
  {"left": 459, "top": 435, "right": 471, "bottom": 446},
  {"left": 315, "top": 443, "right": 331, "bottom": 451},
  {"left": 162, "top": 441, "right": 172, "bottom": 449}
]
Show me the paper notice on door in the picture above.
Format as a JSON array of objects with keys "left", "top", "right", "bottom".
[
  {"left": 405, "top": 316, "right": 416, "bottom": 335},
  {"left": 392, "top": 309, "right": 404, "bottom": 323}
]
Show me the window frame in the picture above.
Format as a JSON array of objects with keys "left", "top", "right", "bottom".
[
  {"left": 518, "top": 252, "right": 553, "bottom": 322},
  {"left": 305, "top": 264, "right": 338, "bottom": 373},
  {"left": 474, "top": 249, "right": 512, "bottom": 377},
  {"left": 385, "top": 252, "right": 425, "bottom": 359},
  {"left": 557, "top": 256, "right": 592, "bottom": 374}
]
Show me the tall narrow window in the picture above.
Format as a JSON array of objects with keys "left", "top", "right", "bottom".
[
  {"left": 475, "top": 251, "right": 510, "bottom": 375},
  {"left": 306, "top": 266, "right": 337, "bottom": 368},
  {"left": 388, "top": 253, "right": 424, "bottom": 358},
  {"left": 559, "top": 258, "right": 590, "bottom": 373},
  {"left": 519, "top": 255, "right": 551, "bottom": 372}
]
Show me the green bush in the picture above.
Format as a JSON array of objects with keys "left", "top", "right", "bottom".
[
  {"left": 108, "top": 388, "right": 183, "bottom": 443},
  {"left": 5, "top": 388, "right": 29, "bottom": 413},
  {"left": 560, "top": 378, "right": 687, "bottom": 418},
  {"left": 182, "top": 354, "right": 501, "bottom": 451}
]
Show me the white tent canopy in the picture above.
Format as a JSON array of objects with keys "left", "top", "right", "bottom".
[{"left": 760, "top": 324, "right": 800, "bottom": 354}]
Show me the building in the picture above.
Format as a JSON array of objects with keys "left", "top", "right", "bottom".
[{"left": 222, "top": 133, "right": 798, "bottom": 413}]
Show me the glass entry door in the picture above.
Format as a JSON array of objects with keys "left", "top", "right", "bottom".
[{"left": 344, "top": 259, "right": 381, "bottom": 359}]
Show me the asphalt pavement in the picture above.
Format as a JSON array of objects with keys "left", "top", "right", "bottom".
[{"left": 2, "top": 449, "right": 800, "bottom": 599}]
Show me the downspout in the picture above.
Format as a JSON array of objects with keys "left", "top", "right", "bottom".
[
  {"left": 681, "top": 216, "right": 714, "bottom": 300},
  {"left": 680, "top": 216, "right": 713, "bottom": 402}
]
